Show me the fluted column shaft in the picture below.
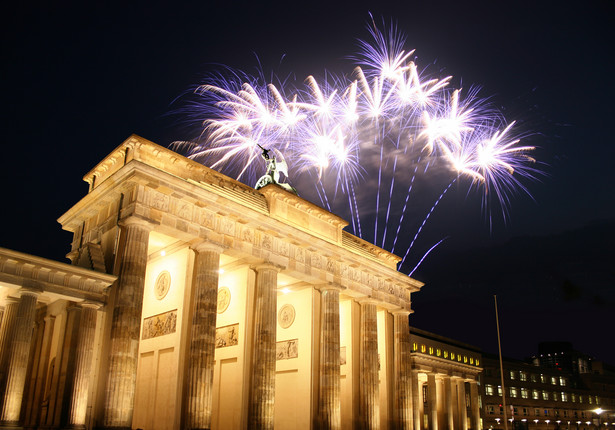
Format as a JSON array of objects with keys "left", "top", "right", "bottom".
[
  {"left": 319, "top": 287, "right": 341, "bottom": 430},
  {"left": 427, "top": 373, "right": 438, "bottom": 430},
  {"left": 248, "top": 264, "right": 279, "bottom": 430},
  {"left": 457, "top": 380, "right": 468, "bottom": 430},
  {"left": 359, "top": 301, "right": 379, "bottom": 429},
  {"left": 393, "top": 311, "right": 413, "bottom": 429},
  {"left": 0, "top": 298, "right": 19, "bottom": 394},
  {"left": 469, "top": 381, "right": 480, "bottom": 430},
  {"left": 65, "top": 303, "right": 99, "bottom": 429},
  {"left": 186, "top": 244, "right": 222, "bottom": 430},
  {"left": 445, "top": 376, "right": 454, "bottom": 430},
  {"left": 412, "top": 371, "right": 421, "bottom": 430},
  {"left": 0, "top": 290, "right": 39, "bottom": 425},
  {"left": 102, "top": 217, "right": 151, "bottom": 429}
]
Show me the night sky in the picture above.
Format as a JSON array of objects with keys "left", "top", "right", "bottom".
[{"left": 2, "top": 1, "right": 613, "bottom": 363}]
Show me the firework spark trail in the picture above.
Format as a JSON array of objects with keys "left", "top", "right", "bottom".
[
  {"left": 178, "top": 19, "right": 539, "bottom": 274},
  {"left": 409, "top": 237, "right": 448, "bottom": 277},
  {"left": 401, "top": 178, "right": 457, "bottom": 267}
]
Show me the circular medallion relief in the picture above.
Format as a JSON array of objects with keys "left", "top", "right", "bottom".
[
  {"left": 278, "top": 304, "right": 296, "bottom": 329},
  {"left": 217, "top": 287, "right": 231, "bottom": 314},
  {"left": 154, "top": 270, "right": 171, "bottom": 300}
]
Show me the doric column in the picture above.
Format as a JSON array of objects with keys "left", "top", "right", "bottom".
[
  {"left": 102, "top": 217, "right": 152, "bottom": 429},
  {"left": 318, "top": 285, "right": 341, "bottom": 430},
  {"left": 469, "top": 380, "right": 480, "bottom": 430},
  {"left": 427, "top": 373, "right": 438, "bottom": 430},
  {"left": 359, "top": 300, "right": 379, "bottom": 429},
  {"left": 248, "top": 263, "right": 280, "bottom": 430},
  {"left": 412, "top": 370, "right": 421, "bottom": 430},
  {"left": 393, "top": 310, "right": 413, "bottom": 429},
  {"left": 185, "top": 243, "right": 222, "bottom": 430},
  {"left": 65, "top": 302, "right": 100, "bottom": 429},
  {"left": 0, "top": 298, "right": 19, "bottom": 391},
  {"left": 457, "top": 379, "right": 468, "bottom": 430},
  {"left": 445, "top": 376, "right": 454, "bottom": 430},
  {"left": 0, "top": 289, "right": 39, "bottom": 426}
]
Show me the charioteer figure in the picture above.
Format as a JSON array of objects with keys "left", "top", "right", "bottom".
[{"left": 254, "top": 144, "right": 297, "bottom": 194}]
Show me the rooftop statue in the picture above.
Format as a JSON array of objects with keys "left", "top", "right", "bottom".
[{"left": 254, "top": 145, "right": 297, "bottom": 194}]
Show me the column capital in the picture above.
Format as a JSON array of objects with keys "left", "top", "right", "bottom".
[
  {"left": 2, "top": 296, "right": 20, "bottom": 306},
  {"left": 315, "top": 282, "right": 344, "bottom": 293},
  {"left": 356, "top": 297, "right": 379, "bottom": 306},
  {"left": 78, "top": 300, "right": 103, "bottom": 310},
  {"left": 251, "top": 262, "right": 284, "bottom": 273},
  {"left": 19, "top": 287, "right": 41, "bottom": 298},
  {"left": 390, "top": 308, "right": 411, "bottom": 317},
  {"left": 118, "top": 215, "right": 154, "bottom": 231},
  {"left": 191, "top": 241, "right": 225, "bottom": 254}
]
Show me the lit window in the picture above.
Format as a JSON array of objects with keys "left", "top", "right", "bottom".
[
  {"left": 551, "top": 376, "right": 557, "bottom": 385},
  {"left": 413, "top": 343, "right": 418, "bottom": 352},
  {"left": 421, "top": 345, "right": 426, "bottom": 353},
  {"left": 429, "top": 347, "right": 434, "bottom": 355},
  {"left": 532, "top": 390, "right": 539, "bottom": 400},
  {"left": 470, "top": 357, "right": 474, "bottom": 364},
  {"left": 595, "top": 396, "right": 599, "bottom": 404},
  {"left": 559, "top": 377, "right": 566, "bottom": 386},
  {"left": 579, "top": 395, "right": 583, "bottom": 403},
  {"left": 497, "top": 386, "right": 502, "bottom": 396},
  {"left": 588, "top": 396, "right": 593, "bottom": 404},
  {"left": 464, "top": 355, "right": 468, "bottom": 363},
  {"left": 510, "top": 370, "right": 517, "bottom": 380},
  {"left": 451, "top": 353, "right": 456, "bottom": 360},
  {"left": 542, "top": 391, "right": 549, "bottom": 401},
  {"left": 561, "top": 392, "right": 568, "bottom": 402},
  {"left": 553, "top": 392, "right": 558, "bottom": 402},
  {"left": 541, "top": 374, "right": 547, "bottom": 383},
  {"left": 520, "top": 371, "right": 528, "bottom": 381},
  {"left": 531, "top": 374, "right": 537, "bottom": 383},
  {"left": 510, "top": 387, "right": 518, "bottom": 398},
  {"left": 544, "top": 409, "right": 550, "bottom": 416},
  {"left": 476, "top": 359, "right": 480, "bottom": 366},
  {"left": 555, "top": 410, "right": 560, "bottom": 417},
  {"left": 437, "top": 348, "right": 441, "bottom": 357},
  {"left": 571, "top": 393, "right": 576, "bottom": 403},
  {"left": 486, "top": 385, "right": 494, "bottom": 396},
  {"left": 444, "top": 351, "right": 448, "bottom": 359},
  {"left": 521, "top": 388, "right": 529, "bottom": 399},
  {"left": 457, "top": 355, "right": 462, "bottom": 362}
]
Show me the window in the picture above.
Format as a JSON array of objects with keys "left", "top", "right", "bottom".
[
  {"left": 559, "top": 376, "right": 566, "bottom": 386},
  {"left": 561, "top": 392, "right": 568, "bottom": 402},
  {"left": 571, "top": 393, "right": 576, "bottom": 403},
  {"left": 521, "top": 388, "right": 529, "bottom": 399},
  {"left": 510, "top": 387, "right": 518, "bottom": 398},
  {"left": 595, "top": 396, "right": 599, "bottom": 405},
  {"left": 423, "top": 385, "right": 428, "bottom": 402},
  {"left": 532, "top": 390, "right": 540, "bottom": 400},
  {"left": 579, "top": 395, "right": 583, "bottom": 403},
  {"left": 444, "top": 351, "right": 448, "bottom": 359},
  {"left": 429, "top": 347, "right": 434, "bottom": 355},
  {"left": 436, "top": 348, "right": 441, "bottom": 357},
  {"left": 464, "top": 355, "right": 468, "bottom": 363},
  {"left": 498, "top": 386, "right": 502, "bottom": 396},
  {"left": 421, "top": 345, "right": 426, "bottom": 353},
  {"left": 555, "top": 410, "right": 560, "bottom": 417},
  {"left": 535, "top": 409, "right": 541, "bottom": 417},
  {"left": 510, "top": 370, "right": 517, "bottom": 380},
  {"left": 476, "top": 359, "right": 480, "bottom": 366},
  {"left": 523, "top": 408, "right": 529, "bottom": 416},
  {"left": 541, "top": 374, "right": 547, "bottom": 383},
  {"left": 551, "top": 376, "right": 557, "bottom": 385},
  {"left": 564, "top": 410, "right": 568, "bottom": 417},
  {"left": 470, "top": 357, "right": 474, "bottom": 364},
  {"left": 412, "top": 343, "right": 418, "bottom": 351},
  {"left": 531, "top": 374, "right": 537, "bottom": 383},
  {"left": 486, "top": 385, "right": 494, "bottom": 396},
  {"left": 457, "top": 354, "right": 462, "bottom": 362},
  {"left": 544, "top": 410, "right": 550, "bottom": 416},
  {"left": 520, "top": 371, "right": 528, "bottom": 381},
  {"left": 589, "top": 396, "right": 593, "bottom": 405},
  {"left": 542, "top": 391, "right": 549, "bottom": 401},
  {"left": 488, "top": 405, "right": 495, "bottom": 415},
  {"left": 451, "top": 352, "right": 456, "bottom": 360},
  {"left": 553, "top": 392, "right": 558, "bottom": 402}
]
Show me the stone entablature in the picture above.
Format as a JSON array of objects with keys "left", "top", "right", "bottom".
[
  {"left": 59, "top": 135, "right": 422, "bottom": 311},
  {"left": 0, "top": 247, "right": 115, "bottom": 303}
]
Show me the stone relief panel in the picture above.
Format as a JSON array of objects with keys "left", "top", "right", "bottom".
[
  {"left": 150, "top": 190, "right": 170, "bottom": 211},
  {"left": 276, "top": 339, "right": 298, "bottom": 360},
  {"left": 217, "top": 287, "right": 231, "bottom": 314},
  {"left": 154, "top": 270, "right": 171, "bottom": 300},
  {"left": 277, "top": 304, "right": 295, "bottom": 329},
  {"left": 215, "top": 323, "right": 239, "bottom": 348},
  {"left": 142, "top": 310, "right": 177, "bottom": 340}
]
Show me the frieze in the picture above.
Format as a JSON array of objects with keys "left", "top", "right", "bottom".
[
  {"left": 294, "top": 246, "right": 305, "bottom": 263},
  {"left": 215, "top": 323, "right": 239, "bottom": 348},
  {"left": 176, "top": 202, "right": 192, "bottom": 220},
  {"left": 150, "top": 190, "right": 170, "bottom": 211},
  {"left": 241, "top": 226, "right": 255, "bottom": 244},
  {"left": 200, "top": 209, "right": 215, "bottom": 229},
  {"left": 262, "top": 234, "right": 272, "bottom": 251},
  {"left": 276, "top": 339, "right": 298, "bottom": 360},
  {"left": 221, "top": 217, "right": 235, "bottom": 236},
  {"left": 310, "top": 252, "right": 321, "bottom": 269},
  {"left": 142, "top": 310, "right": 177, "bottom": 340},
  {"left": 275, "top": 239, "right": 289, "bottom": 257}
]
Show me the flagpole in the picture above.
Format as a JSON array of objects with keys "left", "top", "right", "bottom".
[{"left": 495, "top": 295, "right": 509, "bottom": 430}]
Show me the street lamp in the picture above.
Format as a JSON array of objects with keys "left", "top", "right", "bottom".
[{"left": 594, "top": 409, "right": 604, "bottom": 429}]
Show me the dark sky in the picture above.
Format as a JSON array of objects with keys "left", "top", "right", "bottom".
[{"left": 1, "top": 1, "right": 613, "bottom": 363}]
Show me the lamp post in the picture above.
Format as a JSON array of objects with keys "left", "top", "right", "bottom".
[{"left": 594, "top": 409, "right": 604, "bottom": 430}]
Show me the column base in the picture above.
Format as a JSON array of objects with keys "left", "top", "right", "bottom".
[{"left": 0, "top": 422, "right": 22, "bottom": 430}]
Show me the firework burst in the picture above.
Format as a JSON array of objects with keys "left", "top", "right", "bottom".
[{"left": 174, "top": 19, "right": 539, "bottom": 273}]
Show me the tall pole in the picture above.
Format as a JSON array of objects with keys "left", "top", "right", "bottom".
[{"left": 494, "top": 295, "right": 509, "bottom": 430}]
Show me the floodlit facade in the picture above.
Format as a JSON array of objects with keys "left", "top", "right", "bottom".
[{"left": 0, "top": 135, "right": 437, "bottom": 429}]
